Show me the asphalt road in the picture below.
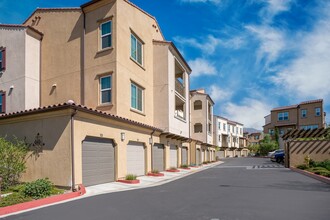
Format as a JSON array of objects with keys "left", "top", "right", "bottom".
[{"left": 3, "top": 158, "right": 330, "bottom": 220}]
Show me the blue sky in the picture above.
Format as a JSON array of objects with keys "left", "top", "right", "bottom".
[{"left": 1, "top": 0, "right": 330, "bottom": 129}]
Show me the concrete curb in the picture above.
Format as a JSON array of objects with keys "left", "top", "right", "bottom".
[
  {"left": 0, "top": 184, "right": 86, "bottom": 217},
  {"left": 290, "top": 167, "right": 330, "bottom": 184}
]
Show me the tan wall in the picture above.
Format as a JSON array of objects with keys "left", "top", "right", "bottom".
[
  {"left": 24, "top": 9, "right": 84, "bottom": 106},
  {"left": 190, "top": 94, "right": 207, "bottom": 143},
  {"left": 159, "top": 135, "right": 183, "bottom": 169},
  {"left": 299, "top": 102, "right": 324, "bottom": 127},
  {"left": 0, "top": 110, "right": 72, "bottom": 187},
  {"left": 289, "top": 140, "right": 330, "bottom": 167},
  {"left": 74, "top": 111, "right": 160, "bottom": 183}
]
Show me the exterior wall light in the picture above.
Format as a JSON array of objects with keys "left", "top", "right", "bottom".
[
  {"left": 9, "top": 85, "right": 14, "bottom": 90},
  {"left": 121, "top": 132, "right": 125, "bottom": 141},
  {"left": 149, "top": 137, "right": 153, "bottom": 144}
]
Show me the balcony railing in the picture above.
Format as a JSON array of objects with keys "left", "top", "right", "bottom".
[{"left": 175, "top": 79, "right": 185, "bottom": 98}]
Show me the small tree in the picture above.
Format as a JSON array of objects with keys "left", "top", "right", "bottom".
[
  {"left": 258, "top": 134, "right": 278, "bottom": 156},
  {"left": 247, "top": 144, "right": 260, "bottom": 153},
  {"left": 0, "top": 137, "right": 29, "bottom": 190},
  {"left": 274, "top": 128, "right": 279, "bottom": 145}
]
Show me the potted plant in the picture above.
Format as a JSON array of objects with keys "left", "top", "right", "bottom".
[
  {"left": 147, "top": 169, "right": 164, "bottom": 177},
  {"left": 117, "top": 174, "right": 140, "bottom": 184},
  {"left": 180, "top": 164, "right": 190, "bottom": 170}
]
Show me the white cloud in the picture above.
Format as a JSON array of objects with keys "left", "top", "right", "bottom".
[
  {"left": 174, "top": 35, "right": 221, "bottom": 55},
  {"left": 271, "top": 15, "right": 330, "bottom": 103},
  {"left": 222, "top": 98, "right": 272, "bottom": 129},
  {"left": 245, "top": 25, "right": 285, "bottom": 66},
  {"left": 208, "top": 85, "right": 233, "bottom": 103},
  {"left": 180, "top": 0, "right": 221, "bottom": 5},
  {"left": 188, "top": 58, "right": 217, "bottom": 77},
  {"left": 260, "top": 0, "right": 292, "bottom": 23}
]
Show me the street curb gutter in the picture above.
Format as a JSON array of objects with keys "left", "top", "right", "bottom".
[
  {"left": 0, "top": 184, "right": 86, "bottom": 216},
  {"left": 290, "top": 167, "right": 330, "bottom": 184}
]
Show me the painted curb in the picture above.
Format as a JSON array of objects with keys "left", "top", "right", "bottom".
[
  {"left": 147, "top": 173, "right": 165, "bottom": 177},
  {"left": 0, "top": 184, "right": 86, "bottom": 216},
  {"left": 290, "top": 167, "right": 330, "bottom": 184},
  {"left": 117, "top": 179, "right": 140, "bottom": 184},
  {"left": 166, "top": 169, "right": 180, "bottom": 172}
]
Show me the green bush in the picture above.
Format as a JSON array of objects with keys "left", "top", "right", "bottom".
[
  {"left": 169, "top": 166, "right": 178, "bottom": 170},
  {"left": 296, "top": 164, "right": 308, "bottom": 170},
  {"left": 180, "top": 164, "right": 189, "bottom": 168},
  {"left": 0, "top": 137, "right": 29, "bottom": 190},
  {"left": 125, "top": 174, "right": 137, "bottom": 180},
  {"left": 151, "top": 169, "right": 159, "bottom": 174},
  {"left": 312, "top": 160, "right": 330, "bottom": 170},
  {"left": 0, "top": 193, "right": 32, "bottom": 207},
  {"left": 22, "top": 179, "right": 52, "bottom": 199}
]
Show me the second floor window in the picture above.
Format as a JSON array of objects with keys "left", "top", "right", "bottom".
[
  {"left": 100, "top": 76, "right": 111, "bottom": 104},
  {"left": 278, "top": 112, "right": 289, "bottom": 121},
  {"left": 131, "top": 83, "right": 143, "bottom": 112},
  {"left": 100, "top": 21, "right": 112, "bottom": 49},
  {"left": 301, "top": 109, "right": 307, "bottom": 118},
  {"left": 0, "top": 47, "right": 6, "bottom": 71},
  {"left": 194, "top": 123, "right": 203, "bottom": 133},
  {"left": 218, "top": 122, "right": 221, "bottom": 130},
  {"left": 315, "top": 107, "right": 321, "bottom": 116},
  {"left": 131, "top": 34, "right": 143, "bottom": 65},
  {"left": 0, "top": 92, "right": 5, "bottom": 113},
  {"left": 223, "top": 124, "right": 226, "bottom": 131}
]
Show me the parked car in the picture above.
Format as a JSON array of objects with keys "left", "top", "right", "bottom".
[
  {"left": 271, "top": 150, "right": 284, "bottom": 163},
  {"left": 268, "top": 150, "right": 277, "bottom": 157}
]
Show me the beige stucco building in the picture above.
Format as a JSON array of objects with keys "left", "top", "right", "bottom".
[
  {"left": 0, "top": 24, "right": 42, "bottom": 114},
  {"left": 0, "top": 0, "right": 198, "bottom": 188}
]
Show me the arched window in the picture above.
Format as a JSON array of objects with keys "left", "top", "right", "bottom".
[{"left": 194, "top": 100, "right": 202, "bottom": 110}]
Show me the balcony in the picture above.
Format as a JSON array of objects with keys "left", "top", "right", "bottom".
[{"left": 175, "top": 79, "right": 185, "bottom": 98}]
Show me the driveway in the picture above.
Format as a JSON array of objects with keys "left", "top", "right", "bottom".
[{"left": 3, "top": 158, "right": 330, "bottom": 220}]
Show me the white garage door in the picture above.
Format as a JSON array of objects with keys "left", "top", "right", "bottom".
[
  {"left": 201, "top": 150, "right": 205, "bottom": 162},
  {"left": 170, "top": 145, "right": 178, "bottom": 168},
  {"left": 127, "top": 141, "right": 145, "bottom": 176},
  {"left": 236, "top": 151, "right": 241, "bottom": 157},
  {"left": 181, "top": 147, "right": 188, "bottom": 165},
  {"left": 227, "top": 150, "right": 234, "bottom": 157},
  {"left": 82, "top": 137, "right": 115, "bottom": 187}
]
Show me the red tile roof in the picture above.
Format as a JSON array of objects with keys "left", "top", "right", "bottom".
[{"left": 0, "top": 102, "right": 162, "bottom": 132}]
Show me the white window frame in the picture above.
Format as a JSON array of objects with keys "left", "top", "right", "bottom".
[
  {"left": 100, "top": 21, "right": 112, "bottom": 50},
  {"left": 278, "top": 112, "right": 289, "bottom": 121},
  {"left": 0, "top": 50, "right": 3, "bottom": 70},
  {"left": 301, "top": 109, "right": 307, "bottom": 118},
  {"left": 100, "top": 76, "right": 112, "bottom": 104},
  {"left": 131, "top": 82, "right": 144, "bottom": 112},
  {"left": 315, "top": 108, "right": 321, "bottom": 116},
  {"left": 131, "top": 33, "right": 143, "bottom": 66}
]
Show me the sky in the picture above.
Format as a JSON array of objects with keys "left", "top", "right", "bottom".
[{"left": 1, "top": 0, "right": 330, "bottom": 129}]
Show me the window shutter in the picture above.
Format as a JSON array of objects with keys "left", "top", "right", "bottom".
[
  {"left": 2, "top": 48, "right": 6, "bottom": 71},
  {"left": 1, "top": 92, "right": 5, "bottom": 113}
]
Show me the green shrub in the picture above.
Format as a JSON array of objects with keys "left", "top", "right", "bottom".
[
  {"left": 296, "top": 164, "right": 308, "bottom": 170},
  {"left": 312, "top": 160, "right": 330, "bottom": 170},
  {"left": 151, "top": 169, "right": 159, "bottom": 174},
  {"left": 0, "top": 193, "right": 32, "bottom": 207},
  {"left": 169, "top": 166, "right": 177, "bottom": 170},
  {"left": 22, "top": 178, "right": 52, "bottom": 199},
  {"left": 180, "top": 164, "right": 189, "bottom": 168},
  {"left": 0, "top": 137, "right": 29, "bottom": 190},
  {"left": 125, "top": 174, "right": 137, "bottom": 180}
]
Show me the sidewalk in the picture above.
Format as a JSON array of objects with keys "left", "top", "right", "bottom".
[{"left": 84, "top": 161, "right": 222, "bottom": 197}]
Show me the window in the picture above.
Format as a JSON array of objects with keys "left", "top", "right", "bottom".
[
  {"left": 223, "top": 124, "right": 226, "bottom": 131},
  {"left": 194, "top": 100, "right": 202, "bottom": 110},
  {"left": 301, "top": 109, "right": 307, "bottom": 118},
  {"left": 218, "top": 135, "right": 221, "bottom": 142},
  {"left": 131, "top": 83, "right": 143, "bottom": 112},
  {"left": 0, "top": 92, "right": 5, "bottom": 113},
  {"left": 269, "top": 129, "right": 274, "bottom": 135},
  {"left": 227, "top": 125, "right": 230, "bottom": 133},
  {"left": 0, "top": 47, "right": 6, "bottom": 71},
  {"left": 315, "top": 107, "right": 321, "bottom": 116},
  {"left": 100, "top": 21, "right": 112, "bottom": 49},
  {"left": 131, "top": 33, "right": 143, "bottom": 65},
  {"left": 240, "top": 128, "right": 243, "bottom": 135},
  {"left": 278, "top": 112, "right": 289, "bottom": 121},
  {"left": 279, "top": 129, "right": 284, "bottom": 135},
  {"left": 218, "top": 122, "right": 221, "bottom": 130},
  {"left": 100, "top": 76, "right": 111, "bottom": 104},
  {"left": 194, "top": 123, "right": 203, "bottom": 133},
  {"left": 255, "top": 135, "right": 259, "bottom": 140},
  {"left": 208, "top": 123, "right": 212, "bottom": 133},
  {"left": 300, "top": 125, "right": 318, "bottom": 130}
]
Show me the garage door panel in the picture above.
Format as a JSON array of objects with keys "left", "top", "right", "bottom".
[
  {"left": 153, "top": 143, "right": 164, "bottom": 171},
  {"left": 181, "top": 147, "right": 188, "bottom": 165},
  {"left": 82, "top": 139, "right": 115, "bottom": 187},
  {"left": 196, "top": 149, "right": 201, "bottom": 165},
  {"left": 170, "top": 145, "right": 178, "bottom": 168},
  {"left": 127, "top": 142, "right": 145, "bottom": 176}
]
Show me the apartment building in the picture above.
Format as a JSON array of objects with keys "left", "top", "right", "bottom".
[
  {"left": 190, "top": 89, "right": 215, "bottom": 163},
  {"left": 263, "top": 99, "right": 326, "bottom": 136},
  {"left": 0, "top": 24, "right": 42, "bottom": 114},
  {"left": 0, "top": 0, "right": 192, "bottom": 188},
  {"left": 245, "top": 132, "right": 264, "bottom": 146},
  {"left": 213, "top": 115, "right": 247, "bottom": 158}
]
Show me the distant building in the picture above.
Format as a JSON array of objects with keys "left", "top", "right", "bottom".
[
  {"left": 213, "top": 115, "right": 248, "bottom": 158},
  {"left": 246, "top": 132, "right": 264, "bottom": 146},
  {"left": 263, "top": 99, "right": 326, "bottom": 137}
]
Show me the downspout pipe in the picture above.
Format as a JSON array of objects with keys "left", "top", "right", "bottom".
[
  {"left": 150, "top": 129, "right": 156, "bottom": 170},
  {"left": 70, "top": 107, "right": 78, "bottom": 191}
]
